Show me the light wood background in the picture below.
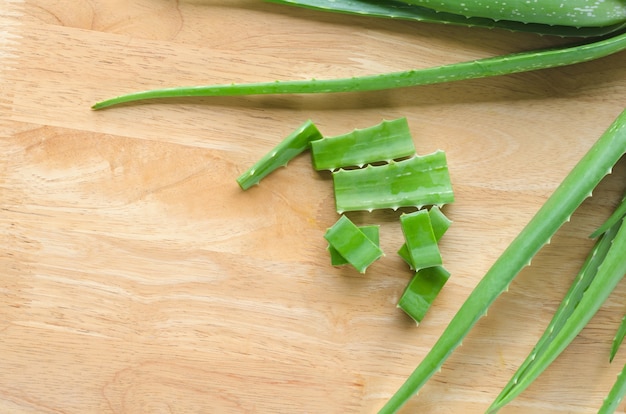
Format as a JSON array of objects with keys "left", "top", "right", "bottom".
[{"left": 1, "top": 1, "right": 625, "bottom": 413}]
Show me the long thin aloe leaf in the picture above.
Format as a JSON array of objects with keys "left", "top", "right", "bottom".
[
  {"left": 267, "top": 0, "right": 626, "bottom": 37},
  {"left": 599, "top": 363, "right": 626, "bottom": 414},
  {"left": 489, "top": 215, "right": 624, "bottom": 412},
  {"left": 378, "top": 109, "right": 626, "bottom": 414},
  {"left": 236, "top": 120, "right": 322, "bottom": 190},
  {"left": 398, "top": 266, "right": 451, "bottom": 323},
  {"left": 310, "top": 117, "right": 415, "bottom": 171},
  {"left": 324, "top": 215, "right": 384, "bottom": 273},
  {"left": 91, "top": 31, "right": 626, "bottom": 110},
  {"left": 332, "top": 151, "right": 454, "bottom": 213},
  {"left": 611, "top": 315, "right": 626, "bottom": 362}
]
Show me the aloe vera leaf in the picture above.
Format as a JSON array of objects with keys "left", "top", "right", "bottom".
[
  {"left": 400, "top": 0, "right": 626, "bottom": 27},
  {"left": 310, "top": 118, "right": 416, "bottom": 171},
  {"left": 611, "top": 314, "right": 626, "bottom": 362},
  {"left": 489, "top": 216, "right": 626, "bottom": 413},
  {"left": 324, "top": 215, "right": 384, "bottom": 273},
  {"left": 599, "top": 363, "right": 626, "bottom": 414},
  {"left": 236, "top": 120, "right": 323, "bottom": 190},
  {"left": 267, "top": 0, "right": 626, "bottom": 37},
  {"left": 91, "top": 32, "right": 626, "bottom": 110},
  {"left": 329, "top": 225, "right": 380, "bottom": 266},
  {"left": 379, "top": 109, "right": 626, "bottom": 414},
  {"left": 399, "top": 210, "right": 442, "bottom": 271},
  {"left": 332, "top": 151, "right": 454, "bottom": 213},
  {"left": 489, "top": 215, "right": 622, "bottom": 411},
  {"left": 591, "top": 192, "right": 626, "bottom": 238},
  {"left": 398, "top": 266, "right": 451, "bottom": 323}
]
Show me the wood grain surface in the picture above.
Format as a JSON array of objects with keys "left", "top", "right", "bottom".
[{"left": 1, "top": 1, "right": 625, "bottom": 413}]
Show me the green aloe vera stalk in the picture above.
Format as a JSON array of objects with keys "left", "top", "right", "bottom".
[
  {"left": 399, "top": 210, "right": 442, "bottom": 271},
  {"left": 398, "top": 266, "right": 451, "bottom": 323},
  {"left": 329, "top": 225, "right": 380, "bottom": 266},
  {"left": 310, "top": 118, "right": 416, "bottom": 171},
  {"left": 324, "top": 215, "right": 384, "bottom": 273},
  {"left": 379, "top": 109, "right": 626, "bottom": 414},
  {"left": 332, "top": 151, "right": 454, "bottom": 213},
  {"left": 236, "top": 120, "right": 322, "bottom": 190}
]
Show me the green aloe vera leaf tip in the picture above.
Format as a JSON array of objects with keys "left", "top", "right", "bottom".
[
  {"left": 310, "top": 117, "right": 416, "bottom": 171},
  {"left": 333, "top": 151, "right": 454, "bottom": 213},
  {"left": 324, "top": 215, "right": 384, "bottom": 273},
  {"left": 236, "top": 120, "right": 323, "bottom": 190}
]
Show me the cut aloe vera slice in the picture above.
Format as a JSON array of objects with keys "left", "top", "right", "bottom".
[
  {"left": 399, "top": 209, "right": 442, "bottom": 271},
  {"left": 398, "top": 266, "right": 451, "bottom": 323},
  {"left": 428, "top": 205, "right": 452, "bottom": 240},
  {"left": 237, "top": 120, "right": 323, "bottom": 190},
  {"left": 399, "top": 206, "right": 451, "bottom": 269},
  {"left": 324, "top": 215, "right": 384, "bottom": 273},
  {"left": 310, "top": 117, "right": 416, "bottom": 171},
  {"left": 329, "top": 225, "right": 380, "bottom": 266},
  {"left": 332, "top": 151, "right": 454, "bottom": 213}
]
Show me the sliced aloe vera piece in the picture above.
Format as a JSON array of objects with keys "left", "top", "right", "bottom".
[
  {"left": 398, "top": 266, "right": 451, "bottom": 323},
  {"left": 329, "top": 225, "right": 380, "bottom": 266},
  {"left": 399, "top": 209, "right": 442, "bottom": 271},
  {"left": 236, "top": 120, "right": 323, "bottom": 190},
  {"left": 310, "top": 118, "right": 416, "bottom": 171},
  {"left": 324, "top": 215, "right": 384, "bottom": 273},
  {"left": 428, "top": 205, "right": 452, "bottom": 241},
  {"left": 332, "top": 151, "right": 454, "bottom": 213},
  {"left": 399, "top": 206, "right": 451, "bottom": 269}
]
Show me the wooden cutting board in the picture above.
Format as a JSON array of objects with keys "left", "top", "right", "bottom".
[{"left": 2, "top": 1, "right": 625, "bottom": 413}]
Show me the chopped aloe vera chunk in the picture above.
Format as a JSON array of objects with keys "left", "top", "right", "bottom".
[
  {"left": 332, "top": 151, "right": 454, "bottom": 213},
  {"left": 399, "top": 206, "right": 451, "bottom": 268},
  {"left": 428, "top": 205, "right": 452, "bottom": 240},
  {"left": 236, "top": 120, "right": 323, "bottom": 190},
  {"left": 398, "top": 266, "right": 451, "bottom": 323},
  {"left": 329, "top": 225, "right": 380, "bottom": 266},
  {"left": 310, "top": 117, "right": 416, "bottom": 171},
  {"left": 399, "top": 209, "right": 443, "bottom": 271},
  {"left": 324, "top": 215, "right": 384, "bottom": 273}
]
